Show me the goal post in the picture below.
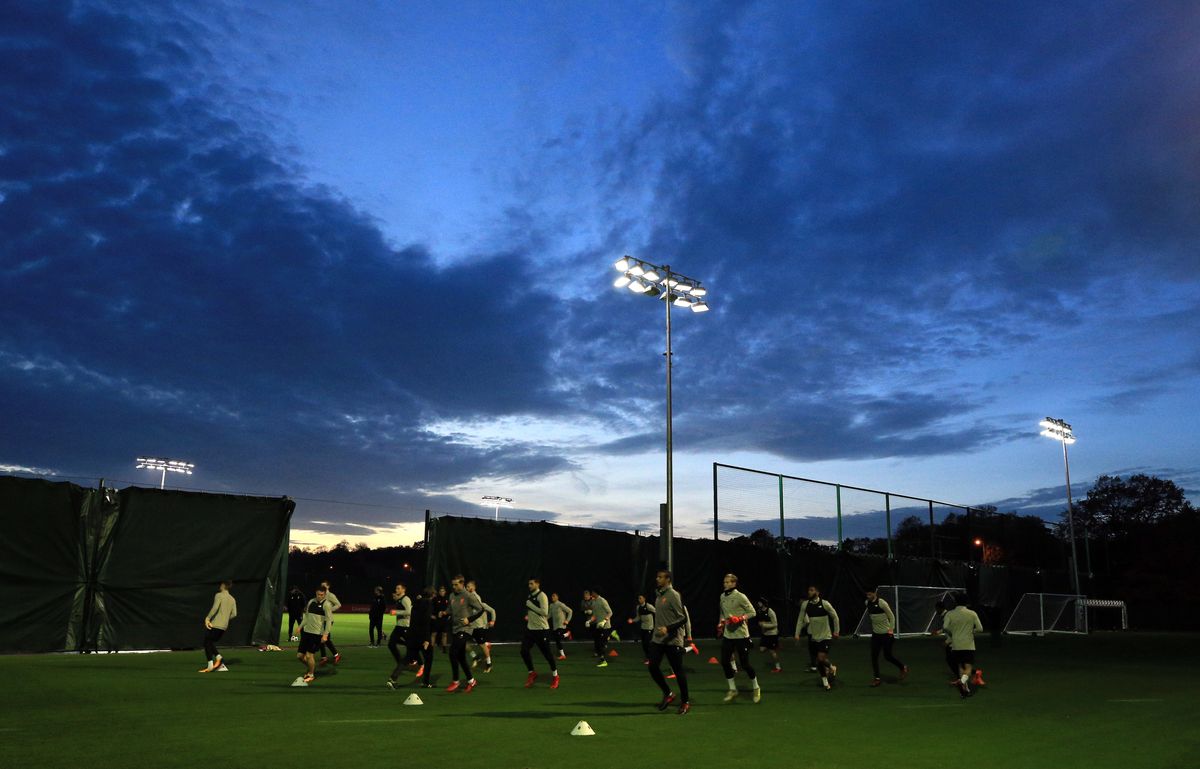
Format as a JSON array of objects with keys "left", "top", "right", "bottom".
[
  {"left": 853, "top": 585, "right": 967, "bottom": 637},
  {"left": 1003, "top": 593, "right": 1088, "bottom": 635}
]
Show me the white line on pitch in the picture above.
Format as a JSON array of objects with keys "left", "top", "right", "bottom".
[
  {"left": 1107, "top": 698, "right": 1163, "bottom": 703},
  {"left": 900, "top": 704, "right": 961, "bottom": 709},
  {"left": 328, "top": 718, "right": 433, "bottom": 723}
]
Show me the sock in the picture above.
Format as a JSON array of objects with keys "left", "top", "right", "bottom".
[
  {"left": 552, "top": 670, "right": 559, "bottom": 677},
  {"left": 821, "top": 676, "right": 829, "bottom": 686},
  {"left": 751, "top": 677, "right": 760, "bottom": 690},
  {"left": 960, "top": 674, "right": 969, "bottom": 685},
  {"left": 726, "top": 678, "right": 737, "bottom": 691},
  {"left": 485, "top": 657, "right": 492, "bottom": 665}
]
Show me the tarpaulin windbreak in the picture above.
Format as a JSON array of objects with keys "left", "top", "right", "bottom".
[{"left": 0, "top": 475, "right": 293, "bottom": 653}]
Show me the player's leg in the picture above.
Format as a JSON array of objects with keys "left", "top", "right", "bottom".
[
  {"left": 640, "top": 629, "right": 652, "bottom": 661},
  {"left": 647, "top": 642, "right": 672, "bottom": 696},
  {"left": 883, "top": 633, "right": 906, "bottom": 676},
  {"left": 737, "top": 639, "right": 758, "bottom": 693},
  {"left": 870, "top": 633, "right": 883, "bottom": 683},
  {"left": 388, "top": 626, "right": 404, "bottom": 664},
  {"left": 520, "top": 631, "right": 535, "bottom": 672},
  {"left": 720, "top": 638, "right": 738, "bottom": 699},
  {"left": 536, "top": 631, "right": 558, "bottom": 674},
  {"left": 665, "top": 644, "right": 690, "bottom": 712},
  {"left": 201, "top": 629, "right": 217, "bottom": 671}
]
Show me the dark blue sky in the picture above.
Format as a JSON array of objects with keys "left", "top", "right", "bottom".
[{"left": 2, "top": 1, "right": 1197, "bottom": 546}]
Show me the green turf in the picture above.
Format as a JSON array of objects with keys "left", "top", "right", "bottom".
[{"left": 6, "top": 615, "right": 1199, "bottom": 769}]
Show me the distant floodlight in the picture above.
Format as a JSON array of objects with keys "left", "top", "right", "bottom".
[
  {"left": 613, "top": 275, "right": 632, "bottom": 288},
  {"left": 690, "top": 301, "right": 709, "bottom": 312},
  {"left": 135, "top": 455, "right": 194, "bottom": 489},
  {"left": 614, "top": 257, "right": 631, "bottom": 272},
  {"left": 481, "top": 495, "right": 514, "bottom": 521},
  {"left": 1038, "top": 416, "right": 1080, "bottom": 595}
]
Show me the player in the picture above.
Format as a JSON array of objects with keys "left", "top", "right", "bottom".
[
  {"left": 933, "top": 598, "right": 959, "bottom": 683},
  {"left": 864, "top": 587, "right": 908, "bottom": 686},
  {"left": 294, "top": 585, "right": 332, "bottom": 687},
  {"left": 318, "top": 580, "right": 342, "bottom": 666},
  {"left": 286, "top": 585, "right": 305, "bottom": 642},
  {"left": 718, "top": 573, "right": 760, "bottom": 702},
  {"left": 941, "top": 594, "right": 984, "bottom": 698},
  {"left": 520, "top": 578, "right": 560, "bottom": 689},
  {"left": 432, "top": 585, "right": 450, "bottom": 653},
  {"left": 646, "top": 569, "right": 690, "bottom": 715},
  {"left": 584, "top": 589, "right": 614, "bottom": 666},
  {"left": 628, "top": 594, "right": 656, "bottom": 663},
  {"left": 794, "top": 585, "right": 839, "bottom": 690},
  {"left": 549, "top": 592, "right": 573, "bottom": 659},
  {"left": 385, "top": 584, "right": 411, "bottom": 683},
  {"left": 407, "top": 586, "right": 434, "bottom": 687},
  {"left": 445, "top": 575, "right": 483, "bottom": 693},
  {"left": 199, "top": 580, "right": 236, "bottom": 673},
  {"left": 466, "top": 579, "right": 494, "bottom": 672},
  {"left": 368, "top": 585, "right": 386, "bottom": 648},
  {"left": 755, "top": 598, "right": 782, "bottom": 672}
]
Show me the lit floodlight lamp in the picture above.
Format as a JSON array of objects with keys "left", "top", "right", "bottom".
[
  {"left": 673, "top": 296, "right": 692, "bottom": 307},
  {"left": 674, "top": 283, "right": 693, "bottom": 293},
  {"left": 613, "top": 275, "right": 632, "bottom": 288},
  {"left": 690, "top": 286, "right": 707, "bottom": 297},
  {"left": 628, "top": 280, "right": 649, "bottom": 293},
  {"left": 628, "top": 264, "right": 645, "bottom": 277},
  {"left": 643, "top": 270, "right": 661, "bottom": 282},
  {"left": 614, "top": 257, "right": 631, "bottom": 272},
  {"left": 690, "top": 301, "right": 709, "bottom": 312},
  {"left": 481, "top": 495, "right": 514, "bottom": 521},
  {"left": 135, "top": 455, "right": 195, "bottom": 489}
]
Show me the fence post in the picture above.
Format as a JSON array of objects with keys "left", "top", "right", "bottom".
[
  {"left": 885, "top": 493, "right": 893, "bottom": 559},
  {"left": 777, "top": 474, "right": 785, "bottom": 543},
  {"left": 712, "top": 463, "right": 719, "bottom": 541},
  {"left": 836, "top": 485, "right": 843, "bottom": 550},
  {"left": 928, "top": 500, "right": 936, "bottom": 559}
]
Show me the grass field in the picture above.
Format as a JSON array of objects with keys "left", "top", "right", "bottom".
[{"left": 6, "top": 614, "right": 1199, "bottom": 769}]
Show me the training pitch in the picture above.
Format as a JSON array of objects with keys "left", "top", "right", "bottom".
[{"left": 6, "top": 615, "right": 1198, "bottom": 769}]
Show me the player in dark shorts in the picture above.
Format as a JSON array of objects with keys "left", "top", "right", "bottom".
[
  {"left": 864, "top": 587, "right": 907, "bottom": 686},
  {"left": 549, "top": 592, "right": 573, "bottom": 659},
  {"left": 755, "top": 597, "right": 782, "bottom": 672},
  {"left": 294, "top": 586, "right": 332, "bottom": 687},
  {"left": 794, "top": 585, "right": 840, "bottom": 691},
  {"left": 520, "top": 578, "right": 560, "bottom": 689},
  {"left": 286, "top": 585, "right": 305, "bottom": 642}
]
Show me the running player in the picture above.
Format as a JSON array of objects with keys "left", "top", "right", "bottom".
[
  {"left": 199, "top": 581, "right": 236, "bottom": 673},
  {"left": 629, "top": 594, "right": 655, "bottom": 663},
  {"left": 646, "top": 569, "right": 690, "bottom": 715},
  {"left": 368, "top": 585, "right": 387, "bottom": 648},
  {"left": 520, "top": 578, "right": 560, "bottom": 689},
  {"left": 294, "top": 585, "right": 332, "bottom": 687},
  {"left": 584, "top": 589, "right": 614, "bottom": 666},
  {"left": 318, "top": 580, "right": 341, "bottom": 666},
  {"left": 549, "top": 592, "right": 572, "bottom": 659},
  {"left": 718, "top": 573, "right": 760, "bottom": 702},
  {"left": 385, "top": 584, "right": 411, "bottom": 684},
  {"left": 407, "top": 586, "right": 434, "bottom": 687},
  {"left": 941, "top": 594, "right": 984, "bottom": 698},
  {"left": 466, "top": 580, "right": 494, "bottom": 672},
  {"left": 755, "top": 598, "right": 782, "bottom": 672},
  {"left": 794, "top": 585, "right": 839, "bottom": 690},
  {"left": 432, "top": 585, "right": 450, "bottom": 653},
  {"left": 446, "top": 575, "right": 483, "bottom": 693},
  {"left": 865, "top": 587, "right": 908, "bottom": 686}
]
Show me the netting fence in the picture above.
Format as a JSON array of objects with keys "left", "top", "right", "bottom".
[{"left": 714, "top": 462, "right": 993, "bottom": 560}]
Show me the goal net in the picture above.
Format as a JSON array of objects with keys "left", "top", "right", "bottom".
[
  {"left": 1003, "top": 593, "right": 1088, "bottom": 635},
  {"left": 853, "top": 585, "right": 967, "bottom": 637}
]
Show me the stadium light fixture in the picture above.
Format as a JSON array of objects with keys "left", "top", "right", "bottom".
[
  {"left": 481, "top": 495, "right": 513, "bottom": 521},
  {"left": 611, "top": 254, "right": 712, "bottom": 573},
  {"left": 1039, "top": 417, "right": 1081, "bottom": 595},
  {"left": 135, "top": 456, "right": 194, "bottom": 490}
]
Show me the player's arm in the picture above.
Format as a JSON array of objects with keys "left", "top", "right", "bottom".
[
  {"left": 973, "top": 611, "right": 983, "bottom": 634},
  {"left": 882, "top": 599, "right": 896, "bottom": 633},
  {"left": 465, "top": 594, "right": 485, "bottom": 625},
  {"left": 741, "top": 594, "right": 756, "bottom": 620},
  {"left": 795, "top": 611, "right": 808, "bottom": 639},
  {"left": 321, "top": 604, "right": 332, "bottom": 638},
  {"left": 563, "top": 605, "right": 573, "bottom": 625},
  {"left": 327, "top": 593, "right": 341, "bottom": 612},
  {"left": 827, "top": 601, "right": 840, "bottom": 637}
]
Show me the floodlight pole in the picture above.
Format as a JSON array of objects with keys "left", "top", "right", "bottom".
[
  {"left": 158, "top": 468, "right": 166, "bottom": 489},
  {"left": 1061, "top": 436, "right": 1081, "bottom": 596},
  {"left": 664, "top": 264, "right": 674, "bottom": 574}
]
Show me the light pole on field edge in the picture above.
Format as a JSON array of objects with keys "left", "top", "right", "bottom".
[
  {"left": 613, "top": 255, "right": 710, "bottom": 573},
  {"left": 1039, "top": 417, "right": 1081, "bottom": 596}
]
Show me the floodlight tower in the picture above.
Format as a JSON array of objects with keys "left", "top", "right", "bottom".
[
  {"left": 135, "top": 456, "right": 195, "bottom": 489},
  {"left": 1039, "top": 417, "right": 1081, "bottom": 595},
  {"left": 481, "top": 495, "right": 513, "bottom": 520},
  {"left": 613, "top": 255, "right": 710, "bottom": 573}
]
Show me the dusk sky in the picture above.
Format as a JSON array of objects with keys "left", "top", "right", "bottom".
[{"left": 2, "top": 1, "right": 1198, "bottom": 549}]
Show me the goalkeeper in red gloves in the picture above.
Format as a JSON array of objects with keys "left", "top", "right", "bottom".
[
  {"left": 718, "top": 573, "right": 760, "bottom": 702},
  {"left": 865, "top": 587, "right": 907, "bottom": 686}
]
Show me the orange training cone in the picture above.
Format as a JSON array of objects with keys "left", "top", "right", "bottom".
[
  {"left": 607, "top": 649, "right": 619, "bottom": 657},
  {"left": 708, "top": 656, "right": 720, "bottom": 664}
]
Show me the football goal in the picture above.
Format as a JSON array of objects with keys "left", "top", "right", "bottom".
[
  {"left": 853, "top": 585, "right": 967, "bottom": 637},
  {"left": 1003, "top": 593, "right": 1088, "bottom": 635}
]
